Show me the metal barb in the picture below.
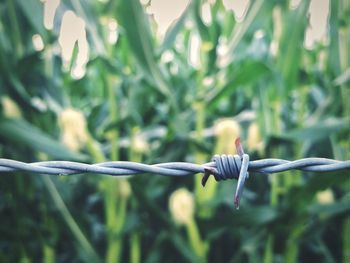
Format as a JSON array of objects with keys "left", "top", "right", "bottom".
[
  {"left": 234, "top": 138, "right": 250, "bottom": 209},
  {"left": 201, "top": 137, "right": 250, "bottom": 208}
]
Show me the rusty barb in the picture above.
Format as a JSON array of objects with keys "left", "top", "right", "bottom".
[{"left": 202, "top": 138, "right": 249, "bottom": 209}]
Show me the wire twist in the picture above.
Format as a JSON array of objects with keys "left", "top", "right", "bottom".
[{"left": 1, "top": 139, "right": 350, "bottom": 208}]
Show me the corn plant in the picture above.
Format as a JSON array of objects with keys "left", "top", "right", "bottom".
[{"left": 0, "top": 0, "right": 349, "bottom": 262}]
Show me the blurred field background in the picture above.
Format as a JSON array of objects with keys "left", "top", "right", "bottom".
[{"left": 0, "top": 0, "right": 350, "bottom": 262}]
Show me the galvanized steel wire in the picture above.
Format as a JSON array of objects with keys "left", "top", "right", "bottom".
[
  {"left": 1, "top": 139, "right": 349, "bottom": 208},
  {"left": 1, "top": 157, "right": 349, "bottom": 176},
  {"left": 1, "top": 156, "right": 349, "bottom": 209}
]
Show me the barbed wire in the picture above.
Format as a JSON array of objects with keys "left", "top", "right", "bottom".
[{"left": 1, "top": 139, "right": 349, "bottom": 208}]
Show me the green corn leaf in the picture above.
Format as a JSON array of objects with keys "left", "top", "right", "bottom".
[
  {"left": 277, "top": 0, "right": 310, "bottom": 95},
  {"left": 206, "top": 60, "right": 271, "bottom": 110},
  {"left": 223, "top": 0, "right": 268, "bottom": 67},
  {"left": 16, "top": 0, "right": 46, "bottom": 37},
  {"left": 279, "top": 117, "right": 350, "bottom": 142},
  {"left": 159, "top": 2, "right": 191, "bottom": 53},
  {"left": 115, "top": 0, "right": 172, "bottom": 97},
  {"left": 0, "top": 118, "right": 87, "bottom": 161}
]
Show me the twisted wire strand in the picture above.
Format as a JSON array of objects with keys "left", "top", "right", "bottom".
[
  {"left": 1, "top": 157, "right": 349, "bottom": 176},
  {"left": 1, "top": 156, "right": 349, "bottom": 209}
]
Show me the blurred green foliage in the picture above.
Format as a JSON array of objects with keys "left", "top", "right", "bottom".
[{"left": 0, "top": 0, "right": 350, "bottom": 262}]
